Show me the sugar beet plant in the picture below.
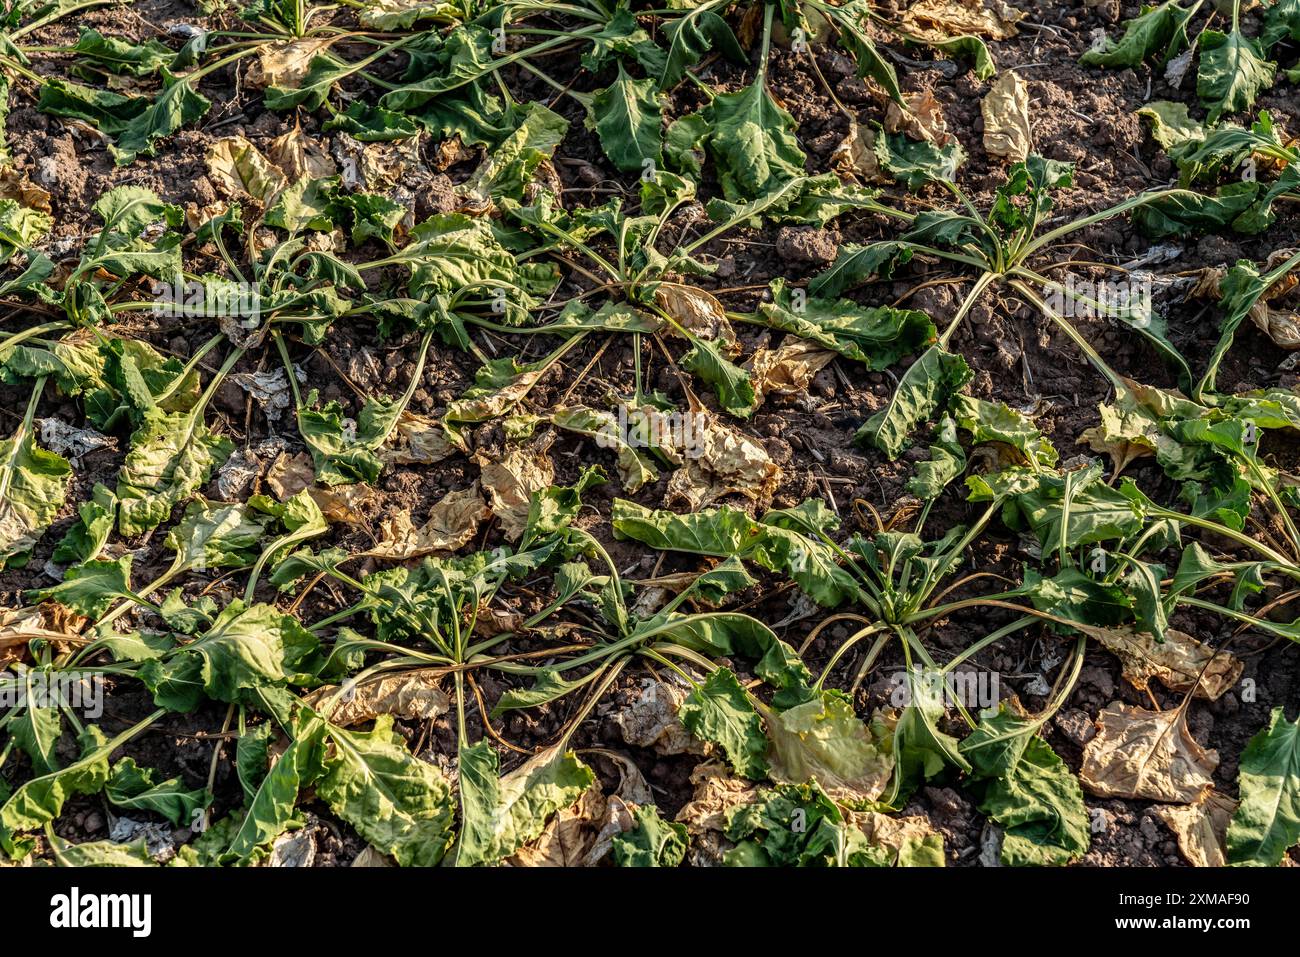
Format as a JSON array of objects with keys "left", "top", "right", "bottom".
[{"left": 1, "top": 0, "right": 1300, "bottom": 869}]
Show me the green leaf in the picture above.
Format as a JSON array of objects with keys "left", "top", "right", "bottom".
[
  {"left": 1079, "top": 0, "right": 1194, "bottom": 67},
  {"left": 321, "top": 101, "right": 419, "bottom": 142},
  {"left": 141, "top": 601, "right": 320, "bottom": 710},
  {"left": 110, "top": 72, "right": 212, "bottom": 165},
  {"left": 28, "top": 555, "right": 131, "bottom": 618},
  {"left": 874, "top": 128, "right": 965, "bottom": 191},
  {"left": 702, "top": 80, "right": 806, "bottom": 202},
  {"left": 222, "top": 712, "right": 325, "bottom": 863},
  {"left": 1226, "top": 707, "right": 1300, "bottom": 866},
  {"left": 751, "top": 278, "right": 932, "bottom": 366},
  {"left": 1197, "top": 29, "right": 1275, "bottom": 124},
  {"left": 9, "top": 687, "right": 62, "bottom": 775},
  {"left": 116, "top": 406, "right": 234, "bottom": 535},
  {"left": 807, "top": 242, "right": 915, "bottom": 298},
  {"left": 1137, "top": 100, "right": 1205, "bottom": 153},
  {"left": 679, "top": 667, "right": 768, "bottom": 779},
  {"left": 1263, "top": 0, "right": 1300, "bottom": 47},
  {"left": 48, "top": 833, "right": 156, "bottom": 866},
  {"left": 316, "top": 715, "right": 456, "bottom": 866},
  {"left": 591, "top": 65, "right": 663, "bottom": 174},
  {"left": 456, "top": 742, "right": 594, "bottom": 866},
  {"left": 52, "top": 483, "right": 116, "bottom": 565},
  {"left": 855, "top": 346, "right": 972, "bottom": 458},
  {"left": 0, "top": 423, "right": 70, "bottom": 564},
  {"left": 679, "top": 336, "right": 757, "bottom": 418},
  {"left": 105, "top": 757, "right": 207, "bottom": 827},
  {"left": 724, "top": 781, "right": 870, "bottom": 865},
  {"left": 0, "top": 726, "right": 113, "bottom": 846},
  {"left": 660, "top": 8, "right": 745, "bottom": 90},
  {"left": 962, "top": 705, "right": 1090, "bottom": 866},
  {"left": 70, "top": 27, "right": 176, "bottom": 78},
  {"left": 612, "top": 805, "right": 688, "bottom": 867},
  {"left": 1131, "top": 181, "right": 1260, "bottom": 237}
]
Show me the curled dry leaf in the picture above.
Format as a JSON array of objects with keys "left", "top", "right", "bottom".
[
  {"left": 745, "top": 339, "right": 836, "bottom": 405},
  {"left": 1083, "top": 625, "right": 1242, "bottom": 700},
  {"left": 269, "top": 126, "right": 337, "bottom": 181},
  {"left": 1, "top": 606, "right": 76, "bottom": 670},
  {"left": 309, "top": 483, "right": 378, "bottom": 525},
  {"left": 0, "top": 166, "right": 52, "bottom": 214},
  {"left": 674, "top": 760, "right": 761, "bottom": 866},
  {"left": 206, "top": 136, "right": 287, "bottom": 207},
  {"left": 981, "top": 71, "right": 1031, "bottom": 163},
  {"left": 1080, "top": 702, "right": 1219, "bottom": 803},
  {"left": 901, "top": 0, "right": 1025, "bottom": 41},
  {"left": 502, "top": 788, "right": 637, "bottom": 867},
  {"left": 305, "top": 671, "right": 450, "bottom": 727},
  {"left": 37, "top": 419, "right": 115, "bottom": 467},
  {"left": 247, "top": 37, "right": 336, "bottom": 91},
  {"left": 382, "top": 412, "right": 464, "bottom": 466},
  {"left": 229, "top": 368, "right": 300, "bottom": 422},
  {"left": 1189, "top": 251, "right": 1300, "bottom": 349},
  {"left": 267, "top": 450, "right": 315, "bottom": 500},
  {"left": 885, "top": 90, "right": 951, "bottom": 146},
  {"left": 365, "top": 483, "right": 490, "bottom": 559},
  {"left": 1152, "top": 790, "right": 1237, "bottom": 867},
  {"left": 655, "top": 283, "right": 738, "bottom": 354},
  {"left": 607, "top": 676, "right": 707, "bottom": 757},
  {"left": 849, "top": 809, "right": 944, "bottom": 865},
  {"left": 333, "top": 133, "right": 425, "bottom": 192},
  {"left": 473, "top": 436, "right": 555, "bottom": 541},
  {"left": 664, "top": 401, "right": 781, "bottom": 510},
  {"left": 350, "top": 846, "right": 395, "bottom": 867},
  {"left": 503, "top": 752, "right": 651, "bottom": 867},
  {"left": 831, "top": 122, "right": 886, "bottom": 185}
]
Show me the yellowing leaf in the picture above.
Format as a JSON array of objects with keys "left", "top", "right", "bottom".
[
  {"left": 764, "top": 695, "right": 894, "bottom": 805},
  {"left": 1084, "top": 625, "right": 1242, "bottom": 700},
  {"left": 474, "top": 437, "right": 555, "bottom": 541},
  {"left": 1153, "top": 790, "right": 1237, "bottom": 867},
  {"left": 365, "top": 483, "right": 489, "bottom": 559},
  {"left": 901, "top": 0, "right": 1025, "bottom": 42},
  {"left": 206, "top": 136, "right": 286, "bottom": 207},
  {"left": 306, "top": 671, "right": 450, "bottom": 727},
  {"left": 981, "top": 71, "right": 1030, "bottom": 163},
  {"left": 1080, "top": 703, "right": 1218, "bottom": 803},
  {"left": 247, "top": 38, "right": 336, "bottom": 91}
]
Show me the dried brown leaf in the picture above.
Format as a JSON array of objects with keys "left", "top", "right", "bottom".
[
  {"left": 1152, "top": 790, "right": 1237, "bottom": 866},
  {"left": 247, "top": 38, "right": 336, "bottom": 91},
  {"left": 365, "top": 483, "right": 489, "bottom": 559},
  {"left": 1080, "top": 703, "right": 1218, "bottom": 803},
  {"left": 981, "top": 71, "right": 1031, "bottom": 163},
  {"left": 655, "top": 283, "right": 738, "bottom": 353},
  {"left": 900, "top": 0, "right": 1025, "bottom": 41},
  {"left": 474, "top": 436, "right": 555, "bottom": 541},
  {"left": 206, "top": 136, "right": 286, "bottom": 207},
  {"left": 1084, "top": 625, "right": 1242, "bottom": 700},
  {"left": 306, "top": 671, "right": 450, "bottom": 727}
]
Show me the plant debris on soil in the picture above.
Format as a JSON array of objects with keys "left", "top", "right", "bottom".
[{"left": 1, "top": 0, "right": 1299, "bottom": 869}]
